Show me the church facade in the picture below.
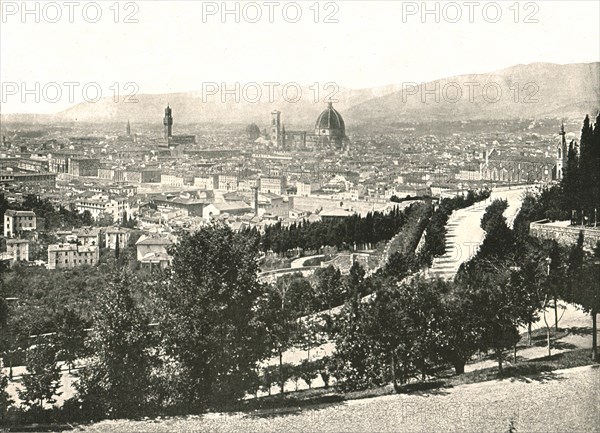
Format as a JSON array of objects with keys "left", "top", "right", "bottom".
[{"left": 479, "top": 122, "right": 575, "bottom": 184}]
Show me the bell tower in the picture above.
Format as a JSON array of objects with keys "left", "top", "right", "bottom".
[
  {"left": 556, "top": 121, "right": 567, "bottom": 180},
  {"left": 270, "top": 110, "right": 281, "bottom": 146},
  {"left": 163, "top": 105, "right": 173, "bottom": 139}
]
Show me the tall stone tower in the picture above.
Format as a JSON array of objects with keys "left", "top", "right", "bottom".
[
  {"left": 270, "top": 110, "right": 281, "bottom": 146},
  {"left": 126, "top": 120, "right": 131, "bottom": 136},
  {"left": 556, "top": 121, "right": 567, "bottom": 180},
  {"left": 163, "top": 105, "right": 173, "bottom": 139}
]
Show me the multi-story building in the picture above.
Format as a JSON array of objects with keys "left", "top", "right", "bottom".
[
  {"left": 75, "top": 227, "right": 100, "bottom": 247},
  {"left": 47, "top": 243, "right": 99, "bottom": 269},
  {"left": 194, "top": 175, "right": 217, "bottom": 190},
  {"left": 259, "top": 176, "right": 286, "bottom": 195},
  {"left": 4, "top": 210, "right": 36, "bottom": 237},
  {"left": 5, "top": 238, "right": 30, "bottom": 262},
  {"left": 0, "top": 171, "right": 57, "bottom": 188},
  {"left": 68, "top": 158, "right": 100, "bottom": 177},
  {"left": 104, "top": 227, "right": 131, "bottom": 250},
  {"left": 136, "top": 234, "right": 174, "bottom": 269},
  {"left": 76, "top": 195, "right": 131, "bottom": 223},
  {"left": 124, "top": 168, "right": 162, "bottom": 184},
  {"left": 161, "top": 173, "right": 185, "bottom": 187},
  {"left": 296, "top": 178, "right": 321, "bottom": 197},
  {"left": 217, "top": 173, "right": 239, "bottom": 191}
]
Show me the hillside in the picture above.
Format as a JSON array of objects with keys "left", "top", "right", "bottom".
[
  {"left": 2, "top": 63, "right": 598, "bottom": 127},
  {"left": 345, "top": 62, "right": 599, "bottom": 125}
]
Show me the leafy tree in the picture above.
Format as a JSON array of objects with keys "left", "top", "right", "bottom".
[
  {"left": 18, "top": 342, "right": 62, "bottom": 409},
  {"left": 298, "top": 359, "right": 319, "bottom": 389},
  {"left": 54, "top": 309, "right": 87, "bottom": 372},
  {"left": 156, "top": 224, "right": 268, "bottom": 409},
  {"left": 76, "top": 270, "right": 155, "bottom": 419},
  {"left": 437, "top": 284, "right": 481, "bottom": 374},
  {"left": 313, "top": 266, "right": 344, "bottom": 311},
  {"left": 0, "top": 369, "right": 12, "bottom": 424},
  {"left": 259, "top": 365, "right": 279, "bottom": 396},
  {"left": 259, "top": 282, "right": 303, "bottom": 395},
  {"left": 456, "top": 260, "right": 528, "bottom": 374},
  {"left": 330, "top": 293, "right": 387, "bottom": 392},
  {"left": 568, "top": 243, "right": 600, "bottom": 361}
]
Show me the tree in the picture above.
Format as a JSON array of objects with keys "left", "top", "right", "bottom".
[
  {"left": 456, "top": 260, "right": 529, "bottom": 374},
  {"left": 313, "top": 266, "right": 344, "bottom": 311},
  {"left": 54, "top": 309, "right": 87, "bottom": 372},
  {"left": 568, "top": 243, "right": 600, "bottom": 361},
  {"left": 368, "top": 277, "right": 444, "bottom": 386},
  {"left": 259, "top": 282, "right": 303, "bottom": 395},
  {"left": 18, "top": 342, "right": 62, "bottom": 410},
  {"left": 437, "top": 285, "right": 481, "bottom": 374},
  {"left": 156, "top": 224, "right": 268, "bottom": 409},
  {"left": 331, "top": 292, "right": 387, "bottom": 392},
  {"left": 76, "top": 270, "right": 154, "bottom": 419},
  {"left": 114, "top": 234, "right": 120, "bottom": 260},
  {"left": 298, "top": 359, "right": 319, "bottom": 389},
  {"left": 0, "top": 369, "right": 12, "bottom": 424}
]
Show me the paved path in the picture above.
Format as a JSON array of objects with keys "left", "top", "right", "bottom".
[
  {"left": 291, "top": 255, "right": 324, "bottom": 269},
  {"left": 427, "top": 187, "right": 528, "bottom": 280}
]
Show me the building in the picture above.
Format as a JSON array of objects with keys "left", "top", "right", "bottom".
[
  {"left": 0, "top": 171, "right": 57, "bottom": 188},
  {"left": 320, "top": 208, "right": 355, "bottom": 223},
  {"left": 161, "top": 173, "right": 185, "bottom": 187},
  {"left": 259, "top": 176, "right": 286, "bottom": 195},
  {"left": 163, "top": 105, "right": 173, "bottom": 139},
  {"left": 296, "top": 179, "right": 321, "bottom": 197},
  {"left": 311, "top": 102, "right": 349, "bottom": 150},
  {"left": 135, "top": 234, "right": 173, "bottom": 269},
  {"left": 68, "top": 158, "right": 100, "bottom": 177},
  {"left": 270, "top": 110, "right": 283, "bottom": 146},
  {"left": 49, "top": 150, "right": 83, "bottom": 173},
  {"left": 169, "top": 135, "right": 196, "bottom": 146},
  {"left": 5, "top": 238, "right": 30, "bottom": 262},
  {"left": 4, "top": 210, "right": 36, "bottom": 237},
  {"left": 47, "top": 243, "right": 99, "bottom": 269},
  {"left": 202, "top": 201, "right": 252, "bottom": 220},
  {"left": 75, "top": 227, "right": 100, "bottom": 247},
  {"left": 217, "top": 173, "right": 239, "bottom": 191},
  {"left": 479, "top": 148, "right": 555, "bottom": 183},
  {"left": 124, "top": 168, "right": 162, "bottom": 184},
  {"left": 261, "top": 102, "right": 349, "bottom": 151},
  {"left": 76, "top": 196, "right": 131, "bottom": 223},
  {"left": 194, "top": 175, "right": 217, "bottom": 190},
  {"left": 153, "top": 197, "right": 207, "bottom": 217},
  {"left": 104, "top": 227, "right": 131, "bottom": 250},
  {"left": 553, "top": 122, "right": 574, "bottom": 181}
]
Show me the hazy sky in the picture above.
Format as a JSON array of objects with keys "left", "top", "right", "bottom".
[{"left": 1, "top": 0, "right": 599, "bottom": 113}]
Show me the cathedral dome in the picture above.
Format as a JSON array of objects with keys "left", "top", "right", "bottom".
[{"left": 315, "top": 102, "right": 346, "bottom": 137}]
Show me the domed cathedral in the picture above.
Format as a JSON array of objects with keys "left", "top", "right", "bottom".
[
  {"left": 312, "top": 101, "right": 350, "bottom": 151},
  {"left": 262, "top": 101, "right": 350, "bottom": 151}
]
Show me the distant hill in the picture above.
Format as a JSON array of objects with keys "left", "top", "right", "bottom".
[
  {"left": 345, "top": 62, "right": 599, "bottom": 125},
  {"left": 50, "top": 84, "right": 406, "bottom": 130},
  {"left": 1, "top": 62, "right": 598, "bottom": 128}
]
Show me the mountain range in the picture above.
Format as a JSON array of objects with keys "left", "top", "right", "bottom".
[{"left": 1, "top": 62, "right": 598, "bottom": 128}]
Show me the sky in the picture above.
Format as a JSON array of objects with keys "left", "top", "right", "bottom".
[{"left": 1, "top": 0, "right": 599, "bottom": 113}]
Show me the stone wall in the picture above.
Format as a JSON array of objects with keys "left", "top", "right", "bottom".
[{"left": 529, "top": 220, "right": 600, "bottom": 250}]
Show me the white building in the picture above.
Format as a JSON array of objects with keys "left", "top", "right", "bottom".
[{"left": 4, "top": 210, "right": 36, "bottom": 238}]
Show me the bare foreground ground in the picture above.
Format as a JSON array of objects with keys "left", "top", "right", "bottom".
[{"left": 80, "top": 364, "right": 599, "bottom": 433}]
